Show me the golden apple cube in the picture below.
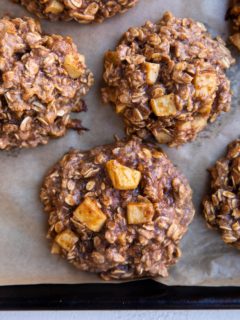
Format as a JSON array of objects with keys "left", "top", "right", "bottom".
[
  {"left": 152, "top": 129, "right": 172, "bottom": 144},
  {"left": 194, "top": 71, "right": 217, "bottom": 98},
  {"left": 151, "top": 93, "right": 177, "bottom": 117},
  {"left": 55, "top": 229, "right": 78, "bottom": 252},
  {"left": 73, "top": 197, "right": 107, "bottom": 232},
  {"left": 105, "top": 51, "right": 120, "bottom": 64},
  {"left": 198, "top": 102, "right": 212, "bottom": 116},
  {"left": 51, "top": 242, "right": 61, "bottom": 255},
  {"left": 116, "top": 104, "right": 127, "bottom": 114},
  {"left": 106, "top": 160, "right": 141, "bottom": 190},
  {"left": 64, "top": 54, "right": 85, "bottom": 79},
  {"left": 145, "top": 62, "right": 160, "bottom": 85},
  {"left": 192, "top": 116, "right": 207, "bottom": 131},
  {"left": 45, "top": 0, "right": 64, "bottom": 14},
  {"left": 127, "top": 202, "right": 154, "bottom": 224},
  {"left": 177, "top": 116, "right": 207, "bottom": 132}
]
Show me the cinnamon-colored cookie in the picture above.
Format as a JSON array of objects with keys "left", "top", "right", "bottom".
[
  {"left": 102, "top": 12, "right": 234, "bottom": 147},
  {"left": 0, "top": 16, "right": 93, "bottom": 149},
  {"left": 14, "top": 0, "right": 138, "bottom": 24},
  {"left": 203, "top": 139, "right": 240, "bottom": 248},
  {"left": 40, "top": 137, "right": 195, "bottom": 280}
]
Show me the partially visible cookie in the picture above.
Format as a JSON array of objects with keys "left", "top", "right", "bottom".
[
  {"left": 14, "top": 0, "right": 138, "bottom": 24},
  {"left": 40, "top": 137, "right": 195, "bottom": 280},
  {"left": 102, "top": 12, "right": 235, "bottom": 147},
  {"left": 0, "top": 16, "right": 93, "bottom": 150},
  {"left": 226, "top": 0, "right": 240, "bottom": 50},
  {"left": 203, "top": 139, "right": 240, "bottom": 248}
]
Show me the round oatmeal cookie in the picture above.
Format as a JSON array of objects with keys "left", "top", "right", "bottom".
[
  {"left": 102, "top": 12, "right": 235, "bottom": 147},
  {"left": 0, "top": 16, "right": 94, "bottom": 150},
  {"left": 14, "top": 0, "right": 138, "bottom": 24},
  {"left": 203, "top": 139, "right": 240, "bottom": 248},
  {"left": 226, "top": 0, "right": 240, "bottom": 50},
  {"left": 40, "top": 137, "right": 195, "bottom": 280}
]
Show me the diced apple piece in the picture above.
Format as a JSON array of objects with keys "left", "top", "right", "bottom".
[
  {"left": 177, "top": 116, "right": 207, "bottom": 132},
  {"left": 55, "top": 229, "right": 78, "bottom": 252},
  {"left": 194, "top": 71, "right": 217, "bottom": 98},
  {"left": 192, "top": 116, "right": 207, "bottom": 131},
  {"left": 105, "top": 51, "right": 120, "bottom": 64},
  {"left": 116, "top": 104, "right": 127, "bottom": 114},
  {"left": 45, "top": 0, "right": 64, "bottom": 14},
  {"left": 198, "top": 102, "right": 212, "bottom": 116},
  {"left": 51, "top": 242, "right": 61, "bottom": 255},
  {"left": 152, "top": 129, "right": 172, "bottom": 144},
  {"left": 64, "top": 53, "right": 85, "bottom": 79},
  {"left": 150, "top": 93, "right": 177, "bottom": 117},
  {"left": 73, "top": 197, "right": 107, "bottom": 232},
  {"left": 145, "top": 62, "right": 160, "bottom": 85},
  {"left": 106, "top": 160, "right": 141, "bottom": 190},
  {"left": 127, "top": 202, "right": 154, "bottom": 224}
]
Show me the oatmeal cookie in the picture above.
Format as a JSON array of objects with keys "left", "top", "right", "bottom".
[
  {"left": 0, "top": 16, "right": 93, "bottom": 150},
  {"left": 102, "top": 12, "right": 234, "bottom": 147},
  {"left": 40, "top": 137, "right": 195, "bottom": 280},
  {"left": 203, "top": 139, "right": 240, "bottom": 248},
  {"left": 14, "top": 0, "right": 138, "bottom": 24},
  {"left": 226, "top": 0, "right": 240, "bottom": 50}
]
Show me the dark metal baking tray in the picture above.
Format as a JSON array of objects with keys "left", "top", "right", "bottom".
[{"left": 0, "top": 280, "right": 240, "bottom": 310}]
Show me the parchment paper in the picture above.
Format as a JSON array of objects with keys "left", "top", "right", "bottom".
[{"left": 0, "top": 0, "right": 239, "bottom": 286}]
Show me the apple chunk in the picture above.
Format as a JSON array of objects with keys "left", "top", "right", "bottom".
[
  {"left": 127, "top": 202, "right": 154, "bottom": 224},
  {"left": 106, "top": 160, "right": 141, "bottom": 190},
  {"left": 73, "top": 197, "right": 107, "bottom": 232},
  {"left": 55, "top": 229, "right": 78, "bottom": 252},
  {"left": 151, "top": 93, "right": 177, "bottom": 117},
  {"left": 145, "top": 62, "right": 160, "bottom": 85}
]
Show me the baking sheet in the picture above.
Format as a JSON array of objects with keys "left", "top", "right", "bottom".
[{"left": 0, "top": 0, "right": 239, "bottom": 286}]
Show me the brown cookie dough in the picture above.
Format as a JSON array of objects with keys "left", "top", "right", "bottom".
[
  {"left": 102, "top": 12, "right": 235, "bottom": 147},
  {"left": 40, "top": 137, "right": 195, "bottom": 280},
  {"left": 14, "top": 0, "right": 138, "bottom": 24},
  {"left": 203, "top": 139, "right": 240, "bottom": 248},
  {"left": 226, "top": 0, "right": 240, "bottom": 50},
  {"left": 0, "top": 16, "right": 94, "bottom": 150}
]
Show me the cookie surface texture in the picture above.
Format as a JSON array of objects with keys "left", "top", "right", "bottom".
[
  {"left": 0, "top": 16, "right": 93, "bottom": 149},
  {"left": 14, "top": 0, "right": 138, "bottom": 23},
  {"left": 203, "top": 139, "right": 240, "bottom": 248},
  {"left": 102, "top": 12, "right": 234, "bottom": 147},
  {"left": 41, "top": 137, "right": 195, "bottom": 280}
]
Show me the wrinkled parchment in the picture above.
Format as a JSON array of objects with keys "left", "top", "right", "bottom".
[{"left": 0, "top": 0, "right": 239, "bottom": 286}]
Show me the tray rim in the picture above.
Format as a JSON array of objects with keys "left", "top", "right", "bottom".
[{"left": 1, "top": 279, "right": 240, "bottom": 310}]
